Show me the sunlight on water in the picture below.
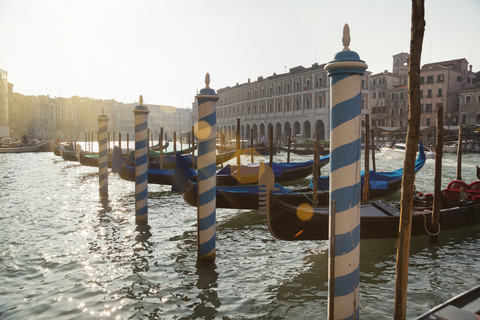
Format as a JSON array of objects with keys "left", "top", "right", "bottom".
[{"left": 0, "top": 150, "right": 479, "bottom": 319}]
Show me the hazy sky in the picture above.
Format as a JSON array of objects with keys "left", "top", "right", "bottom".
[{"left": 0, "top": 0, "right": 479, "bottom": 109}]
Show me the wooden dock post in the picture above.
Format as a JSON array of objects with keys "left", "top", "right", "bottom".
[
  {"left": 236, "top": 118, "right": 241, "bottom": 170},
  {"left": 312, "top": 134, "right": 320, "bottom": 207},
  {"left": 287, "top": 128, "right": 292, "bottom": 163},
  {"left": 371, "top": 128, "right": 376, "bottom": 172},
  {"left": 269, "top": 126, "right": 273, "bottom": 167},
  {"left": 363, "top": 114, "right": 370, "bottom": 204},
  {"left": 394, "top": 1, "right": 425, "bottom": 318},
  {"left": 250, "top": 128, "right": 254, "bottom": 163},
  {"left": 431, "top": 106, "right": 444, "bottom": 239},
  {"left": 456, "top": 125, "right": 463, "bottom": 181},
  {"left": 98, "top": 109, "right": 109, "bottom": 197},
  {"left": 195, "top": 73, "right": 218, "bottom": 263},
  {"left": 324, "top": 24, "right": 367, "bottom": 320},
  {"left": 160, "top": 128, "right": 164, "bottom": 169},
  {"left": 174, "top": 131, "right": 177, "bottom": 153},
  {"left": 133, "top": 95, "right": 150, "bottom": 225},
  {"left": 126, "top": 133, "right": 130, "bottom": 157}
]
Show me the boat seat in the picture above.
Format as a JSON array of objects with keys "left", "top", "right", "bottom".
[
  {"left": 468, "top": 181, "right": 480, "bottom": 191},
  {"left": 447, "top": 180, "right": 468, "bottom": 190}
]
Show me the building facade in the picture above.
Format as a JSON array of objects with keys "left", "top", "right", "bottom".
[
  {"left": 0, "top": 68, "right": 9, "bottom": 137},
  {"left": 458, "top": 87, "right": 480, "bottom": 126},
  {"left": 217, "top": 63, "right": 371, "bottom": 144}
]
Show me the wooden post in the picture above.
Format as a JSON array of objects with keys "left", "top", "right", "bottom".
[
  {"left": 250, "top": 128, "right": 254, "bottom": 163},
  {"left": 269, "top": 126, "right": 274, "bottom": 167},
  {"left": 126, "top": 133, "right": 130, "bottom": 157},
  {"left": 371, "top": 128, "right": 376, "bottom": 172},
  {"left": 180, "top": 132, "right": 183, "bottom": 151},
  {"left": 363, "top": 114, "right": 370, "bottom": 204},
  {"left": 133, "top": 95, "right": 150, "bottom": 225},
  {"left": 287, "top": 128, "right": 292, "bottom": 163},
  {"left": 107, "top": 131, "right": 111, "bottom": 158},
  {"left": 98, "top": 110, "right": 109, "bottom": 197},
  {"left": 191, "top": 125, "right": 195, "bottom": 169},
  {"left": 119, "top": 133, "right": 122, "bottom": 151},
  {"left": 236, "top": 118, "right": 241, "bottom": 169},
  {"left": 456, "top": 125, "right": 463, "bottom": 181},
  {"left": 159, "top": 128, "right": 164, "bottom": 169},
  {"left": 174, "top": 131, "right": 177, "bottom": 153},
  {"left": 85, "top": 132, "right": 88, "bottom": 152},
  {"left": 431, "top": 106, "right": 444, "bottom": 239},
  {"left": 394, "top": 1, "right": 425, "bottom": 319},
  {"left": 220, "top": 130, "right": 224, "bottom": 169},
  {"left": 195, "top": 73, "right": 218, "bottom": 263},
  {"left": 324, "top": 24, "right": 367, "bottom": 320},
  {"left": 312, "top": 134, "right": 319, "bottom": 207},
  {"left": 147, "top": 128, "right": 150, "bottom": 166}
]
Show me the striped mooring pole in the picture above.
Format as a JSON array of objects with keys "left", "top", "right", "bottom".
[
  {"left": 195, "top": 73, "right": 218, "bottom": 263},
  {"left": 98, "top": 109, "right": 109, "bottom": 197},
  {"left": 133, "top": 95, "right": 150, "bottom": 225},
  {"left": 324, "top": 24, "right": 367, "bottom": 320}
]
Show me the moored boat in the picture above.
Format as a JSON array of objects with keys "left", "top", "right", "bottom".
[{"left": 415, "top": 285, "right": 480, "bottom": 319}]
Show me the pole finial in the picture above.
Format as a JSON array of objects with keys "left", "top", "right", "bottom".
[
  {"left": 342, "top": 24, "right": 351, "bottom": 51},
  {"left": 139, "top": 95, "right": 143, "bottom": 105},
  {"left": 205, "top": 73, "right": 210, "bottom": 88}
]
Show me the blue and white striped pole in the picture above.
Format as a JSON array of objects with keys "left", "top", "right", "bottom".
[
  {"left": 195, "top": 73, "right": 218, "bottom": 263},
  {"left": 133, "top": 95, "right": 150, "bottom": 225},
  {"left": 98, "top": 109, "right": 109, "bottom": 197},
  {"left": 324, "top": 24, "right": 367, "bottom": 320}
]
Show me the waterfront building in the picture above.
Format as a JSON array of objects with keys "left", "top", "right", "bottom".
[
  {"left": 458, "top": 86, "right": 480, "bottom": 126},
  {"left": 216, "top": 63, "right": 371, "bottom": 144},
  {"left": 0, "top": 68, "right": 9, "bottom": 137}
]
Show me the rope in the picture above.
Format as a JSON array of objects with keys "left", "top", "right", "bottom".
[{"left": 420, "top": 210, "right": 441, "bottom": 236}]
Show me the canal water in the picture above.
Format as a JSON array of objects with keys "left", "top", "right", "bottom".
[{"left": 1, "top": 147, "right": 479, "bottom": 319}]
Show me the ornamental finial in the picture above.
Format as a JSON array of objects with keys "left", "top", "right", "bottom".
[
  {"left": 342, "top": 24, "right": 351, "bottom": 51},
  {"left": 139, "top": 95, "right": 143, "bottom": 105},
  {"left": 205, "top": 73, "right": 210, "bottom": 88}
]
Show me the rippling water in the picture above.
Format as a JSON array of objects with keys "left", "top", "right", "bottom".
[{"left": 1, "top": 149, "right": 479, "bottom": 319}]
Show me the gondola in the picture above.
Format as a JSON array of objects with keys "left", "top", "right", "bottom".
[
  {"left": 181, "top": 150, "right": 417, "bottom": 209},
  {"left": 416, "top": 285, "right": 480, "bottom": 319},
  {"left": 78, "top": 150, "right": 115, "bottom": 168},
  {"left": 182, "top": 179, "right": 329, "bottom": 209},
  {"left": 441, "top": 180, "right": 480, "bottom": 208},
  {"left": 61, "top": 149, "right": 79, "bottom": 162},
  {"left": 119, "top": 156, "right": 328, "bottom": 187},
  {"left": 311, "top": 140, "right": 427, "bottom": 198},
  {"left": 217, "top": 144, "right": 277, "bottom": 156},
  {"left": 214, "top": 156, "right": 329, "bottom": 186},
  {"left": 266, "top": 188, "right": 480, "bottom": 241}
]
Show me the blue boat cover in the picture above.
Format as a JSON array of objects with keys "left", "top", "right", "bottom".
[{"left": 311, "top": 141, "right": 426, "bottom": 190}]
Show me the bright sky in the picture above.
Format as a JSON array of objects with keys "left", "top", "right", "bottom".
[{"left": 0, "top": 0, "right": 479, "bottom": 109}]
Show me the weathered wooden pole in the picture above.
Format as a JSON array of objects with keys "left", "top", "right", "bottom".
[
  {"left": 160, "top": 127, "right": 164, "bottom": 169},
  {"left": 363, "top": 114, "right": 370, "bottom": 204},
  {"left": 324, "top": 24, "right": 367, "bottom": 320},
  {"left": 287, "top": 128, "right": 292, "bottom": 163},
  {"left": 174, "top": 131, "right": 177, "bottom": 153},
  {"left": 85, "top": 132, "right": 88, "bottom": 151},
  {"left": 236, "top": 118, "right": 241, "bottom": 168},
  {"left": 269, "top": 126, "right": 274, "bottom": 167},
  {"left": 107, "top": 131, "right": 111, "bottom": 158},
  {"left": 250, "top": 128, "right": 254, "bottom": 163},
  {"left": 126, "top": 133, "right": 130, "bottom": 157},
  {"left": 431, "top": 106, "right": 444, "bottom": 239},
  {"left": 98, "top": 109, "right": 109, "bottom": 197},
  {"left": 147, "top": 128, "right": 150, "bottom": 165},
  {"left": 371, "top": 128, "right": 376, "bottom": 172},
  {"left": 195, "top": 73, "right": 218, "bottom": 263},
  {"left": 456, "top": 125, "right": 463, "bottom": 181},
  {"left": 394, "top": 1, "right": 425, "bottom": 318},
  {"left": 133, "top": 95, "right": 150, "bottom": 225},
  {"left": 118, "top": 132, "right": 122, "bottom": 151},
  {"left": 312, "top": 134, "right": 320, "bottom": 207},
  {"left": 191, "top": 125, "right": 195, "bottom": 169}
]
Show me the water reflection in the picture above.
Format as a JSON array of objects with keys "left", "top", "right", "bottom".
[{"left": 193, "top": 262, "right": 221, "bottom": 319}]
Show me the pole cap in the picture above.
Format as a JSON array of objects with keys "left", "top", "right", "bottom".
[
  {"left": 325, "top": 24, "right": 368, "bottom": 75},
  {"left": 196, "top": 73, "right": 219, "bottom": 103},
  {"left": 133, "top": 95, "right": 150, "bottom": 114}
]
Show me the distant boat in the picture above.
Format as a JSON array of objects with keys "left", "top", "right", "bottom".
[
  {"left": 380, "top": 142, "right": 435, "bottom": 159},
  {"left": 0, "top": 144, "right": 41, "bottom": 153}
]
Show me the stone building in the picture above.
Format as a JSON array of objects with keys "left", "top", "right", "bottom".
[
  {"left": 216, "top": 63, "right": 371, "bottom": 143},
  {"left": 458, "top": 86, "right": 480, "bottom": 125},
  {"left": 0, "top": 68, "right": 9, "bottom": 137}
]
